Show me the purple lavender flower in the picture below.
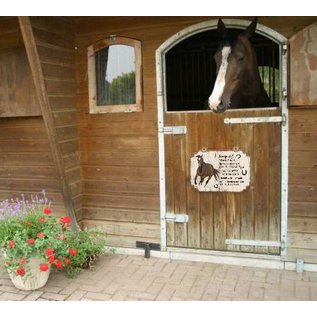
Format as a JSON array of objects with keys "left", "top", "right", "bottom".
[{"left": 0, "top": 190, "right": 51, "bottom": 219}]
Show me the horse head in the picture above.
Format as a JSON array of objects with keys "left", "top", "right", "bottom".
[
  {"left": 196, "top": 155, "right": 204, "bottom": 166},
  {"left": 208, "top": 18, "right": 271, "bottom": 113}
]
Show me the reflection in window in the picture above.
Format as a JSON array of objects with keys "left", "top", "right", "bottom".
[{"left": 95, "top": 45, "right": 136, "bottom": 106}]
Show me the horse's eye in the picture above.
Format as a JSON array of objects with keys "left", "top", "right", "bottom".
[{"left": 237, "top": 55, "right": 245, "bottom": 63}]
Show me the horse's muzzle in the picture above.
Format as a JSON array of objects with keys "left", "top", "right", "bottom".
[{"left": 212, "top": 101, "right": 227, "bottom": 113}]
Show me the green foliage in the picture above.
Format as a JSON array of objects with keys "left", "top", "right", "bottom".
[
  {"left": 63, "top": 228, "right": 107, "bottom": 278},
  {"left": 103, "top": 71, "right": 136, "bottom": 105}
]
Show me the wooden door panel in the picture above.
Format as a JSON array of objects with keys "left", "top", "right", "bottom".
[{"left": 165, "top": 109, "right": 281, "bottom": 254}]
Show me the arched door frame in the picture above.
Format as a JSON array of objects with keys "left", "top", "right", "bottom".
[{"left": 156, "top": 19, "right": 289, "bottom": 257}]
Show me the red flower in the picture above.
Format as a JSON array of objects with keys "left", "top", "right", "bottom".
[
  {"left": 37, "top": 232, "right": 45, "bottom": 239},
  {"left": 19, "top": 258, "right": 26, "bottom": 265},
  {"left": 60, "top": 216, "right": 71, "bottom": 225},
  {"left": 8, "top": 241, "right": 15, "bottom": 248},
  {"left": 47, "top": 256, "right": 55, "bottom": 263},
  {"left": 17, "top": 268, "right": 25, "bottom": 276},
  {"left": 55, "top": 234, "right": 61, "bottom": 240},
  {"left": 44, "top": 207, "right": 52, "bottom": 215},
  {"left": 68, "top": 248, "right": 78, "bottom": 257},
  {"left": 40, "top": 263, "right": 49, "bottom": 272},
  {"left": 45, "top": 248, "right": 54, "bottom": 256},
  {"left": 63, "top": 257, "right": 71, "bottom": 265},
  {"left": 39, "top": 217, "right": 46, "bottom": 224},
  {"left": 27, "top": 238, "right": 35, "bottom": 245},
  {"left": 53, "top": 260, "right": 63, "bottom": 270}
]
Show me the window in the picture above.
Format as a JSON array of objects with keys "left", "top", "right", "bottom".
[
  {"left": 87, "top": 36, "right": 143, "bottom": 113},
  {"left": 165, "top": 29, "right": 280, "bottom": 111}
]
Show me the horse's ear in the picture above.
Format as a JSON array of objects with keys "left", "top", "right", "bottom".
[
  {"left": 241, "top": 17, "right": 258, "bottom": 38},
  {"left": 217, "top": 19, "right": 228, "bottom": 39}
]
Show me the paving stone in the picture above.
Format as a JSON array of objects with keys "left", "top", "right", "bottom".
[
  {"left": 146, "top": 282, "right": 164, "bottom": 295},
  {"left": 84, "top": 292, "right": 112, "bottom": 300},
  {"left": 66, "top": 290, "right": 87, "bottom": 301},
  {"left": 0, "top": 292, "right": 26, "bottom": 300},
  {"left": 78, "top": 284, "right": 105, "bottom": 293},
  {"left": 41, "top": 285, "right": 63, "bottom": 293},
  {"left": 59, "top": 283, "right": 79, "bottom": 295},
  {"left": 295, "top": 285, "right": 310, "bottom": 299},
  {"left": 131, "top": 291, "right": 157, "bottom": 300},
  {"left": 40, "top": 292, "right": 68, "bottom": 301},
  {"left": 103, "top": 282, "right": 121, "bottom": 295},
  {"left": 0, "top": 278, "right": 14, "bottom": 286},
  {"left": 110, "top": 290, "right": 129, "bottom": 300},
  {"left": 23, "top": 291, "right": 44, "bottom": 301},
  {"left": 156, "top": 285, "right": 176, "bottom": 301},
  {"left": 0, "top": 284, "right": 20, "bottom": 293}
]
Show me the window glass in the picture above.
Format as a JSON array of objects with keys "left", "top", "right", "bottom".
[{"left": 95, "top": 45, "right": 136, "bottom": 106}]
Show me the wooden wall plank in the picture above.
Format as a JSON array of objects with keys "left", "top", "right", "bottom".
[
  {"left": 82, "top": 207, "right": 159, "bottom": 224},
  {"left": 82, "top": 166, "right": 158, "bottom": 181},
  {"left": 239, "top": 124, "right": 255, "bottom": 253},
  {"left": 84, "top": 179, "right": 159, "bottom": 195},
  {"left": 83, "top": 193, "right": 159, "bottom": 211},
  {"left": 82, "top": 219, "right": 160, "bottom": 240},
  {"left": 286, "top": 248, "right": 317, "bottom": 263},
  {"left": 186, "top": 113, "right": 201, "bottom": 248},
  {"left": 288, "top": 202, "right": 317, "bottom": 218},
  {"left": 288, "top": 217, "right": 317, "bottom": 233},
  {"left": 172, "top": 113, "right": 188, "bottom": 247},
  {"left": 0, "top": 17, "right": 22, "bottom": 50},
  {"left": 197, "top": 113, "right": 213, "bottom": 249},
  {"left": 0, "top": 47, "right": 40, "bottom": 117}
]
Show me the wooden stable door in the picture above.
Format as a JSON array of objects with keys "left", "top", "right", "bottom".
[{"left": 164, "top": 109, "right": 281, "bottom": 254}]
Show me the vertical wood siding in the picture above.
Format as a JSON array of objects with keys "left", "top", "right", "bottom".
[{"left": 288, "top": 22, "right": 317, "bottom": 263}]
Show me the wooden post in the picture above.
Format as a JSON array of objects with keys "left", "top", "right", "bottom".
[{"left": 18, "top": 16, "right": 79, "bottom": 230}]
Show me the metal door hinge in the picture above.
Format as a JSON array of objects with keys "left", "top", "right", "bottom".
[
  {"left": 165, "top": 213, "right": 189, "bottom": 223},
  {"left": 159, "top": 126, "right": 187, "bottom": 135},
  {"left": 282, "top": 89, "right": 288, "bottom": 101},
  {"left": 282, "top": 43, "right": 288, "bottom": 55}
]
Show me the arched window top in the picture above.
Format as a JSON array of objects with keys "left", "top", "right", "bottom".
[
  {"left": 157, "top": 19, "right": 287, "bottom": 56},
  {"left": 156, "top": 19, "right": 288, "bottom": 112},
  {"left": 88, "top": 36, "right": 143, "bottom": 114}
]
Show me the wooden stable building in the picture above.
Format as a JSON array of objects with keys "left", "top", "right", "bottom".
[{"left": 0, "top": 16, "right": 316, "bottom": 271}]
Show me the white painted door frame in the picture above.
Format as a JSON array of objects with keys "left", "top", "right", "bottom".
[{"left": 156, "top": 18, "right": 288, "bottom": 257}]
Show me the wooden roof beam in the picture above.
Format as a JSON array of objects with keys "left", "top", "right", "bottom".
[{"left": 18, "top": 16, "right": 79, "bottom": 230}]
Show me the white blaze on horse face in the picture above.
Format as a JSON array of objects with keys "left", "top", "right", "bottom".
[{"left": 209, "top": 46, "right": 231, "bottom": 110}]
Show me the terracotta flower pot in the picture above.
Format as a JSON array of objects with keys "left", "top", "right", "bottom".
[{"left": 7, "top": 257, "right": 51, "bottom": 291}]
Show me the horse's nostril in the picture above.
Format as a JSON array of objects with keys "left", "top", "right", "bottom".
[{"left": 212, "top": 101, "right": 226, "bottom": 113}]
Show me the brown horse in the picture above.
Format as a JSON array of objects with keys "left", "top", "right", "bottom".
[
  {"left": 208, "top": 18, "right": 271, "bottom": 113},
  {"left": 194, "top": 155, "right": 219, "bottom": 186}
]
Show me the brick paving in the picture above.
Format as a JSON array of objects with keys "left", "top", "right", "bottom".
[{"left": 0, "top": 254, "right": 317, "bottom": 301}]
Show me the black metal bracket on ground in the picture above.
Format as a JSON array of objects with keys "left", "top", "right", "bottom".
[{"left": 136, "top": 241, "right": 161, "bottom": 258}]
